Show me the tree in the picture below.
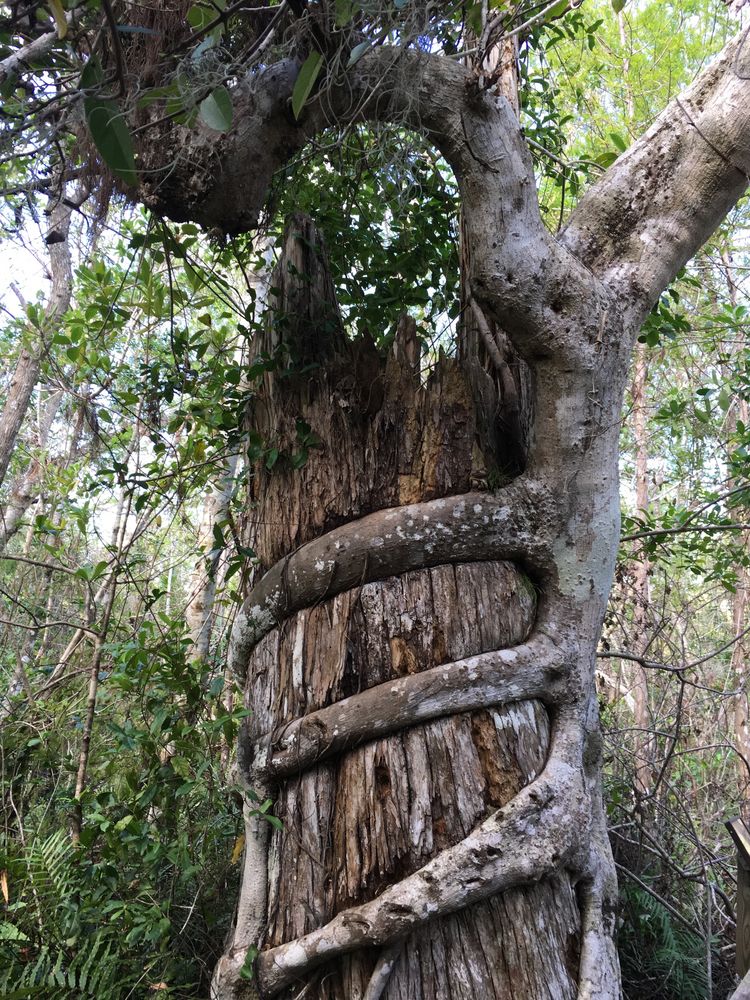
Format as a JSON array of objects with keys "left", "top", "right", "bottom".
[{"left": 2, "top": 2, "right": 750, "bottom": 997}]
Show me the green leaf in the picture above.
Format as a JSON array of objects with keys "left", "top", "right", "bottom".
[
  {"left": 609, "top": 131, "right": 627, "bottom": 152},
  {"left": 47, "top": 0, "right": 68, "bottom": 38},
  {"left": 137, "top": 84, "right": 178, "bottom": 108},
  {"left": 466, "top": 1, "right": 483, "bottom": 36},
  {"left": 240, "top": 945, "right": 259, "bottom": 980},
  {"left": 612, "top": 0, "right": 627, "bottom": 11},
  {"left": 224, "top": 559, "right": 242, "bottom": 582},
  {"left": 334, "top": 0, "right": 356, "bottom": 26},
  {"left": 347, "top": 40, "right": 370, "bottom": 67},
  {"left": 0, "top": 70, "right": 17, "bottom": 100},
  {"left": 84, "top": 97, "right": 138, "bottom": 183},
  {"left": 292, "top": 51, "right": 323, "bottom": 119},
  {"left": 91, "top": 560, "right": 109, "bottom": 581},
  {"left": 187, "top": 3, "right": 214, "bottom": 30},
  {"left": 595, "top": 150, "right": 619, "bottom": 168},
  {"left": 167, "top": 94, "right": 197, "bottom": 127},
  {"left": 199, "top": 86, "right": 233, "bottom": 131},
  {"left": 79, "top": 55, "right": 103, "bottom": 91},
  {"left": 171, "top": 756, "right": 192, "bottom": 779}
]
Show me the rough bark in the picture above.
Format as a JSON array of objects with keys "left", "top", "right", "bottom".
[{"left": 214, "top": 218, "right": 586, "bottom": 999}]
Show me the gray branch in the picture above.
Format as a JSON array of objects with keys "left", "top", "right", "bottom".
[
  {"left": 562, "top": 30, "right": 750, "bottom": 327},
  {"left": 265, "top": 630, "right": 573, "bottom": 779},
  {"left": 228, "top": 481, "right": 556, "bottom": 683}
]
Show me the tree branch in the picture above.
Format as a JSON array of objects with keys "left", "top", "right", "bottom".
[
  {"left": 0, "top": 19, "right": 66, "bottom": 85},
  {"left": 562, "top": 29, "right": 750, "bottom": 328},
  {"left": 363, "top": 942, "right": 403, "bottom": 1000},
  {"left": 265, "top": 630, "right": 573, "bottom": 778},
  {"left": 228, "top": 481, "right": 556, "bottom": 682},
  {"left": 141, "top": 46, "right": 606, "bottom": 360}
]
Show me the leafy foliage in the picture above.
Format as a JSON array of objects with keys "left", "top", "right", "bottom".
[
  {"left": 618, "top": 885, "right": 709, "bottom": 1000},
  {"left": 0, "top": 832, "right": 128, "bottom": 998}
]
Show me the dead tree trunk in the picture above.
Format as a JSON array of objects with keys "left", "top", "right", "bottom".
[{"left": 213, "top": 217, "right": 602, "bottom": 999}]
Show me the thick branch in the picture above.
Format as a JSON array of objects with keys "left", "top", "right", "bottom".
[
  {"left": 145, "top": 49, "right": 488, "bottom": 234},
  {"left": 212, "top": 739, "right": 274, "bottom": 998},
  {"left": 228, "top": 481, "right": 557, "bottom": 681},
  {"left": 256, "top": 748, "right": 585, "bottom": 996},
  {"left": 0, "top": 19, "right": 67, "bottom": 85},
  {"left": 266, "top": 630, "right": 573, "bottom": 778},
  {"left": 144, "top": 47, "right": 605, "bottom": 358},
  {"left": 562, "top": 30, "right": 750, "bottom": 327}
]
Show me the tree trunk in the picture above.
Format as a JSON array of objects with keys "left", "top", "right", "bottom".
[
  {"left": 629, "top": 344, "right": 654, "bottom": 798},
  {"left": 0, "top": 387, "right": 64, "bottom": 552},
  {"left": 186, "top": 454, "right": 240, "bottom": 665},
  {"left": 0, "top": 196, "right": 72, "bottom": 491},
  {"left": 213, "top": 217, "right": 604, "bottom": 998},
  {"left": 721, "top": 251, "right": 750, "bottom": 817}
]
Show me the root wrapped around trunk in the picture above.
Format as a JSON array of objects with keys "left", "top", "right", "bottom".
[{"left": 212, "top": 217, "right": 620, "bottom": 1000}]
